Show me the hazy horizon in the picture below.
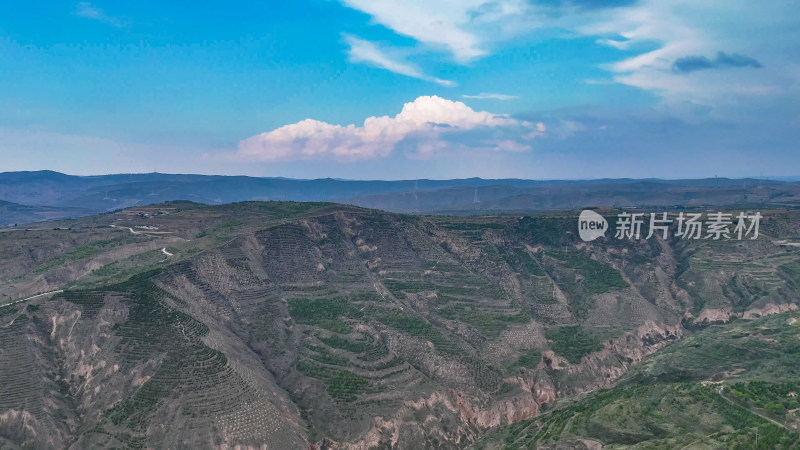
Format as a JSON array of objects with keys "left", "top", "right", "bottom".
[{"left": 4, "top": 169, "right": 800, "bottom": 183}]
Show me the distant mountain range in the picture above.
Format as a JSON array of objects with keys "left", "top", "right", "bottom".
[
  {"left": 1, "top": 170, "right": 799, "bottom": 226},
  {"left": 0, "top": 199, "right": 92, "bottom": 227}
]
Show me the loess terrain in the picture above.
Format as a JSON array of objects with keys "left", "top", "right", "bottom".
[{"left": 1, "top": 201, "right": 799, "bottom": 449}]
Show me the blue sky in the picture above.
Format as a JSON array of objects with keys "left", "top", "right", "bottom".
[{"left": 1, "top": 0, "right": 798, "bottom": 179}]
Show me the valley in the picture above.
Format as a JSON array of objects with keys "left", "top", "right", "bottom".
[{"left": 1, "top": 201, "right": 799, "bottom": 448}]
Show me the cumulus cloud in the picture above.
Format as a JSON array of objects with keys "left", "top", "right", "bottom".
[
  {"left": 344, "top": 35, "right": 454, "bottom": 86},
  {"left": 672, "top": 52, "right": 763, "bottom": 73},
  {"left": 235, "top": 96, "right": 542, "bottom": 162},
  {"left": 462, "top": 93, "right": 519, "bottom": 100}
]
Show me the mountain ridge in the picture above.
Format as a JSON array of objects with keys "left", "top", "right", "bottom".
[
  {"left": 2, "top": 171, "right": 800, "bottom": 226},
  {"left": 1, "top": 201, "right": 799, "bottom": 448}
]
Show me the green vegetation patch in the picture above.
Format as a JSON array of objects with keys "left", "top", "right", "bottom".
[
  {"left": 256, "top": 201, "right": 333, "bottom": 220},
  {"left": 547, "top": 251, "right": 628, "bottom": 294},
  {"left": 515, "top": 216, "right": 574, "bottom": 247},
  {"left": 317, "top": 334, "right": 374, "bottom": 354},
  {"left": 437, "top": 304, "right": 529, "bottom": 337},
  {"left": 626, "top": 311, "right": 800, "bottom": 384},
  {"left": 33, "top": 245, "right": 101, "bottom": 274},
  {"left": 368, "top": 306, "right": 435, "bottom": 337},
  {"left": 779, "top": 261, "right": 800, "bottom": 289},
  {"left": 72, "top": 249, "right": 171, "bottom": 290},
  {"left": 287, "top": 297, "right": 362, "bottom": 333},
  {"left": 729, "top": 380, "right": 800, "bottom": 414},
  {"left": 212, "top": 219, "right": 244, "bottom": 231},
  {"left": 545, "top": 326, "right": 606, "bottom": 364},
  {"left": 382, "top": 278, "right": 436, "bottom": 297},
  {"left": 508, "top": 248, "right": 545, "bottom": 276},
  {"left": 92, "top": 261, "right": 120, "bottom": 277},
  {"left": 476, "top": 382, "right": 800, "bottom": 449},
  {"left": 365, "top": 305, "right": 457, "bottom": 355},
  {"left": 295, "top": 360, "right": 372, "bottom": 402},
  {"left": 505, "top": 349, "right": 542, "bottom": 375},
  {"left": 31, "top": 235, "right": 144, "bottom": 275},
  {"left": 93, "top": 272, "right": 240, "bottom": 434},
  {"left": 306, "top": 344, "right": 350, "bottom": 366}
]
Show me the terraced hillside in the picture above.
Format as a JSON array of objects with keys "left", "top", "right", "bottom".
[
  {"left": 471, "top": 310, "right": 800, "bottom": 449},
  {"left": 1, "top": 202, "right": 799, "bottom": 448}
]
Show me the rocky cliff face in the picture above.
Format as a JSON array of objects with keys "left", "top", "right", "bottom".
[{"left": 1, "top": 202, "right": 799, "bottom": 448}]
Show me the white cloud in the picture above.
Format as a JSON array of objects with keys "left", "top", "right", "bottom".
[
  {"left": 462, "top": 93, "right": 519, "bottom": 100},
  {"left": 344, "top": 35, "right": 454, "bottom": 86},
  {"left": 339, "top": 0, "right": 799, "bottom": 119},
  {"left": 523, "top": 122, "right": 547, "bottom": 139},
  {"left": 340, "top": 0, "right": 487, "bottom": 62},
  {"left": 338, "top": 0, "right": 543, "bottom": 63},
  {"left": 235, "top": 96, "right": 539, "bottom": 162},
  {"left": 73, "top": 2, "right": 124, "bottom": 27},
  {"left": 584, "top": 0, "right": 800, "bottom": 111}
]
